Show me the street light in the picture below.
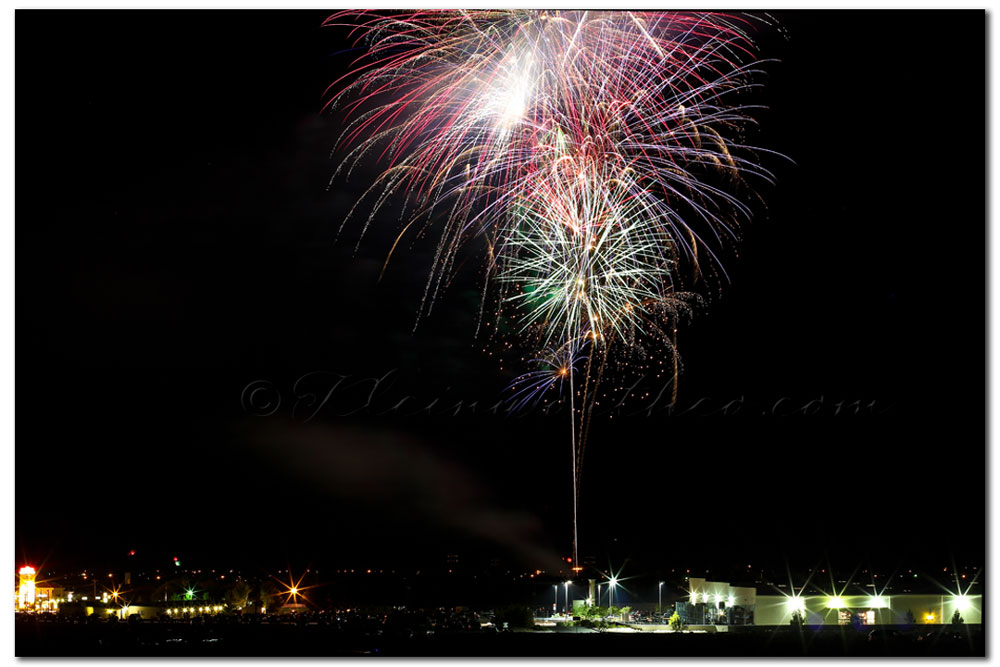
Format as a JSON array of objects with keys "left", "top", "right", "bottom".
[
  {"left": 553, "top": 585, "right": 558, "bottom": 614},
  {"left": 564, "top": 581, "right": 572, "bottom": 615},
  {"left": 658, "top": 582, "right": 664, "bottom": 616},
  {"left": 609, "top": 577, "right": 618, "bottom": 609}
]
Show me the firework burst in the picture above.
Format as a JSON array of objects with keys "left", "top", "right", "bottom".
[{"left": 326, "top": 9, "right": 780, "bottom": 567}]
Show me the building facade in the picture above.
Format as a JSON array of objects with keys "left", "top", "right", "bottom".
[
  {"left": 755, "top": 592, "right": 981, "bottom": 626},
  {"left": 675, "top": 577, "right": 981, "bottom": 627}
]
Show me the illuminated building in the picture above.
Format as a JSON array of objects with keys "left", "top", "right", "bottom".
[
  {"left": 754, "top": 592, "right": 982, "bottom": 626},
  {"left": 675, "top": 578, "right": 757, "bottom": 626},
  {"left": 16, "top": 566, "right": 36, "bottom": 610},
  {"left": 675, "top": 576, "right": 982, "bottom": 626},
  {"left": 15, "top": 566, "right": 66, "bottom": 613}
]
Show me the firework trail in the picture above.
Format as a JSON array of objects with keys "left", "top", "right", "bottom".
[{"left": 325, "top": 10, "right": 780, "bottom": 567}]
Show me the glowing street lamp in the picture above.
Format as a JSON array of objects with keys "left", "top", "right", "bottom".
[
  {"left": 787, "top": 596, "right": 806, "bottom": 614},
  {"left": 608, "top": 577, "right": 618, "bottom": 608},
  {"left": 272, "top": 570, "right": 316, "bottom": 610},
  {"left": 658, "top": 582, "right": 664, "bottom": 615}
]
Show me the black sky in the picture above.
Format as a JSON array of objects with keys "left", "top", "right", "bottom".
[{"left": 16, "top": 10, "right": 985, "bottom": 578}]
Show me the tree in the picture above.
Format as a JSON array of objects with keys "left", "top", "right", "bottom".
[
  {"left": 577, "top": 605, "right": 611, "bottom": 630},
  {"left": 225, "top": 579, "right": 252, "bottom": 611},
  {"left": 150, "top": 576, "right": 191, "bottom": 603},
  {"left": 951, "top": 610, "right": 964, "bottom": 625},
  {"left": 790, "top": 610, "right": 806, "bottom": 627},
  {"left": 257, "top": 581, "right": 281, "bottom": 613},
  {"left": 494, "top": 604, "right": 534, "bottom": 629},
  {"left": 669, "top": 611, "right": 686, "bottom": 632},
  {"left": 580, "top": 605, "right": 607, "bottom": 621},
  {"left": 149, "top": 581, "right": 170, "bottom": 604},
  {"left": 903, "top": 609, "right": 916, "bottom": 626}
]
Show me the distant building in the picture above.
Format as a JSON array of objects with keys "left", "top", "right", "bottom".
[
  {"left": 16, "top": 566, "right": 36, "bottom": 611},
  {"left": 675, "top": 577, "right": 757, "bottom": 625},
  {"left": 675, "top": 576, "right": 981, "bottom": 626},
  {"left": 755, "top": 592, "right": 981, "bottom": 626},
  {"left": 15, "top": 566, "right": 66, "bottom": 613}
]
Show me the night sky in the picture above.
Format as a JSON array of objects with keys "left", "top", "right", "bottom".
[{"left": 16, "top": 10, "right": 985, "bottom": 579}]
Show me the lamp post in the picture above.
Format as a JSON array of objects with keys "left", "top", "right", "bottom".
[
  {"left": 564, "top": 581, "right": 571, "bottom": 615},
  {"left": 553, "top": 585, "right": 558, "bottom": 614},
  {"left": 609, "top": 577, "right": 617, "bottom": 609},
  {"left": 659, "top": 581, "right": 664, "bottom": 616}
]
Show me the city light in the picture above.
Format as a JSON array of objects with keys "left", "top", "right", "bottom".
[
  {"left": 272, "top": 570, "right": 317, "bottom": 608},
  {"left": 17, "top": 566, "right": 37, "bottom": 610},
  {"left": 867, "top": 596, "right": 887, "bottom": 608},
  {"left": 826, "top": 596, "right": 845, "bottom": 609},
  {"left": 954, "top": 594, "right": 971, "bottom": 612},
  {"left": 787, "top": 597, "right": 806, "bottom": 613}
]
